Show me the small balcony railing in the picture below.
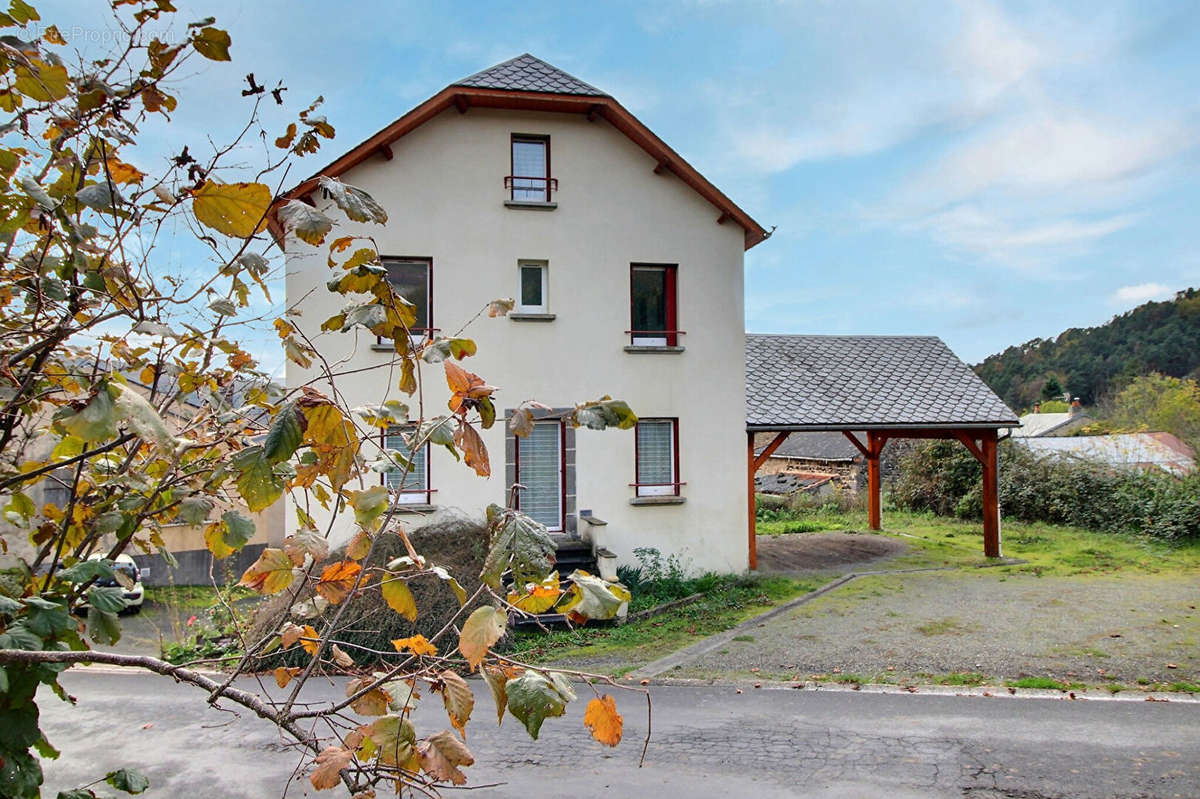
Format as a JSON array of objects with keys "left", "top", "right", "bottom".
[{"left": 505, "top": 175, "right": 558, "bottom": 203}]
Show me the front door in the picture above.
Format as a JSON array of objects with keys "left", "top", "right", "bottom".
[{"left": 516, "top": 419, "right": 564, "bottom": 532}]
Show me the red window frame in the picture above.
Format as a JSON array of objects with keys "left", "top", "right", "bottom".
[
  {"left": 380, "top": 425, "right": 433, "bottom": 505},
  {"left": 628, "top": 264, "right": 681, "bottom": 347},
  {"left": 379, "top": 256, "right": 435, "bottom": 342},
  {"left": 513, "top": 417, "right": 566, "bottom": 532},
  {"left": 507, "top": 134, "right": 555, "bottom": 202},
  {"left": 631, "top": 418, "right": 684, "bottom": 497}
]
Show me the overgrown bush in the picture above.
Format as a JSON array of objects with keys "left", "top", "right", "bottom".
[
  {"left": 894, "top": 440, "right": 1200, "bottom": 541},
  {"left": 615, "top": 547, "right": 720, "bottom": 612},
  {"left": 245, "top": 512, "right": 491, "bottom": 669}
]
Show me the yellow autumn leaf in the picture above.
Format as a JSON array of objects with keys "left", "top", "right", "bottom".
[
  {"left": 192, "top": 180, "right": 271, "bottom": 238},
  {"left": 381, "top": 577, "right": 417, "bottom": 622},
  {"left": 237, "top": 547, "right": 296, "bottom": 594},
  {"left": 391, "top": 635, "right": 437, "bottom": 657},
  {"left": 583, "top": 694, "right": 623, "bottom": 747}
]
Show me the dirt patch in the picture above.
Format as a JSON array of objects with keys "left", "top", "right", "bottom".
[{"left": 756, "top": 532, "right": 908, "bottom": 573}]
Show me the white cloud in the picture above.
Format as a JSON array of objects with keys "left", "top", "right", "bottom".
[
  {"left": 910, "top": 204, "right": 1140, "bottom": 267},
  {"left": 912, "top": 111, "right": 1189, "bottom": 206},
  {"left": 1111, "top": 282, "right": 1173, "bottom": 305}
]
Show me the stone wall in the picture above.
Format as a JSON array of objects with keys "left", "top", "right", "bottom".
[{"left": 758, "top": 456, "right": 862, "bottom": 492}]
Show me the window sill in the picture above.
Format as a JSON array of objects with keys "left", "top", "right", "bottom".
[
  {"left": 504, "top": 200, "right": 557, "bottom": 211},
  {"left": 624, "top": 345, "right": 685, "bottom": 354},
  {"left": 389, "top": 504, "right": 437, "bottom": 514},
  {"left": 510, "top": 313, "right": 556, "bottom": 322},
  {"left": 371, "top": 343, "right": 398, "bottom": 352},
  {"left": 629, "top": 496, "right": 686, "bottom": 506}
]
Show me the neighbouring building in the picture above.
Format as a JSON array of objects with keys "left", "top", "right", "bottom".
[
  {"left": 280, "top": 55, "right": 769, "bottom": 574},
  {"left": 1012, "top": 401, "right": 1091, "bottom": 438},
  {"left": 1019, "top": 432, "right": 1196, "bottom": 477},
  {"left": 752, "top": 431, "right": 866, "bottom": 491}
]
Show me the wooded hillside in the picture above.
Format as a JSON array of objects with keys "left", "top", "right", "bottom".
[{"left": 974, "top": 288, "right": 1200, "bottom": 410}]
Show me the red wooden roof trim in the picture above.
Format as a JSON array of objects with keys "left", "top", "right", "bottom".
[{"left": 271, "top": 88, "right": 768, "bottom": 251}]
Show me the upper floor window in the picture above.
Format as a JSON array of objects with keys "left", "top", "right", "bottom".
[
  {"left": 509, "top": 135, "right": 553, "bottom": 202},
  {"left": 634, "top": 418, "right": 681, "bottom": 497},
  {"left": 383, "top": 257, "right": 433, "bottom": 338},
  {"left": 518, "top": 261, "right": 548, "bottom": 313},
  {"left": 383, "top": 426, "right": 431, "bottom": 505},
  {"left": 630, "top": 264, "right": 679, "bottom": 347}
]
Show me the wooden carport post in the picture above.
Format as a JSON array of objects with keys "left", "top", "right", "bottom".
[
  {"left": 748, "top": 431, "right": 789, "bottom": 571},
  {"left": 842, "top": 432, "right": 887, "bottom": 531},
  {"left": 954, "top": 429, "right": 1002, "bottom": 558}
]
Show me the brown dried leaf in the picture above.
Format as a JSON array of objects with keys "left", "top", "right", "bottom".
[
  {"left": 454, "top": 421, "right": 490, "bottom": 478},
  {"left": 331, "top": 643, "right": 355, "bottom": 669},
  {"left": 437, "top": 670, "right": 474, "bottom": 738},
  {"left": 346, "top": 677, "right": 392, "bottom": 716},
  {"left": 309, "top": 746, "right": 352, "bottom": 791},
  {"left": 417, "top": 730, "right": 474, "bottom": 785}
]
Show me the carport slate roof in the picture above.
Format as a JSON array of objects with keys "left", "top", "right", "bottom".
[
  {"left": 746, "top": 334, "right": 1019, "bottom": 430},
  {"left": 453, "top": 53, "right": 608, "bottom": 97}
]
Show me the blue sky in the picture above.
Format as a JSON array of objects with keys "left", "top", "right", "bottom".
[{"left": 41, "top": 0, "right": 1200, "bottom": 367}]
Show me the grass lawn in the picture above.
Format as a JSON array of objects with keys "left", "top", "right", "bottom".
[
  {"left": 502, "top": 575, "right": 823, "bottom": 677},
  {"left": 781, "top": 508, "right": 1200, "bottom": 577},
  {"left": 145, "top": 584, "right": 254, "bottom": 609}
]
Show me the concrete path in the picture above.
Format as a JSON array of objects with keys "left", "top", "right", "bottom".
[{"left": 38, "top": 669, "right": 1200, "bottom": 798}]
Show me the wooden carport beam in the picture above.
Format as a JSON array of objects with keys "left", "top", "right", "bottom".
[{"left": 748, "top": 431, "right": 790, "bottom": 571}]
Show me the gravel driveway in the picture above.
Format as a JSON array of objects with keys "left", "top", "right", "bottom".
[{"left": 676, "top": 568, "right": 1200, "bottom": 686}]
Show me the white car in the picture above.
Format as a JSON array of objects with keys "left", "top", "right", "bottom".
[{"left": 87, "top": 553, "right": 147, "bottom": 613}]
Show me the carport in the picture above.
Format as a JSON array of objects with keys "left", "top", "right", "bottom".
[{"left": 746, "top": 334, "right": 1019, "bottom": 569}]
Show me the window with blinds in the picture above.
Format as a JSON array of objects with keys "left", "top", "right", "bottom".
[
  {"left": 383, "top": 427, "right": 429, "bottom": 504},
  {"left": 636, "top": 419, "right": 678, "bottom": 496},
  {"left": 511, "top": 136, "right": 549, "bottom": 202},
  {"left": 517, "top": 420, "right": 563, "bottom": 530}
]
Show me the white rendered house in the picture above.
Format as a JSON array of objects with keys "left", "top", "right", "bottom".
[{"left": 281, "top": 54, "right": 769, "bottom": 574}]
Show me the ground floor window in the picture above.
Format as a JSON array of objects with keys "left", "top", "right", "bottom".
[
  {"left": 634, "top": 418, "right": 680, "bottom": 496},
  {"left": 516, "top": 419, "right": 564, "bottom": 531},
  {"left": 383, "top": 426, "right": 431, "bottom": 504}
]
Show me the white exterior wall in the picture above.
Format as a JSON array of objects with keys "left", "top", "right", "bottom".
[{"left": 284, "top": 107, "right": 748, "bottom": 574}]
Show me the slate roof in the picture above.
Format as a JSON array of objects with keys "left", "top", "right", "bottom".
[
  {"left": 746, "top": 334, "right": 1019, "bottom": 430},
  {"left": 757, "top": 431, "right": 864, "bottom": 462},
  {"left": 1011, "top": 411, "right": 1091, "bottom": 438},
  {"left": 452, "top": 54, "right": 608, "bottom": 97}
]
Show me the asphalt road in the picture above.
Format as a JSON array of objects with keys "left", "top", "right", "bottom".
[{"left": 39, "top": 670, "right": 1200, "bottom": 799}]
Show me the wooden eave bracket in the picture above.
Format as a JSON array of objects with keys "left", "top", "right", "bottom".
[
  {"left": 841, "top": 431, "right": 871, "bottom": 459},
  {"left": 653, "top": 160, "right": 671, "bottom": 175},
  {"left": 751, "top": 431, "right": 789, "bottom": 471},
  {"left": 377, "top": 142, "right": 394, "bottom": 161},
  {"left": 453, "top": 95, "right": 469, "bottom": 114},
  {"left": 586, "top": 104, "right": 605, "bottom": 122},
  {"left": 953, "top": 430, "right": 986, "bottom": 463}
]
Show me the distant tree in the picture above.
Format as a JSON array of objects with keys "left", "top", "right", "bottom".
[
  {"left": 1040, "top": 375, "right": 1064, "bottom": 402},
  {"left": 1108, "top": 374, "right": 1200, "bottom": 451},
  {"left": 974, "top": 288, "right": 1200, "bottom": 408}
]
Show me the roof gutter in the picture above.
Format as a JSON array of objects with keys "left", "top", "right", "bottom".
[{"left": 746, "top": 422, "right": 1021, "bottom": 433}]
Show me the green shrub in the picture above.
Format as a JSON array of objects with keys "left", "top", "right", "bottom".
[{"left": 893, "top": 440, "right": 1200, "bottom": 541}]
